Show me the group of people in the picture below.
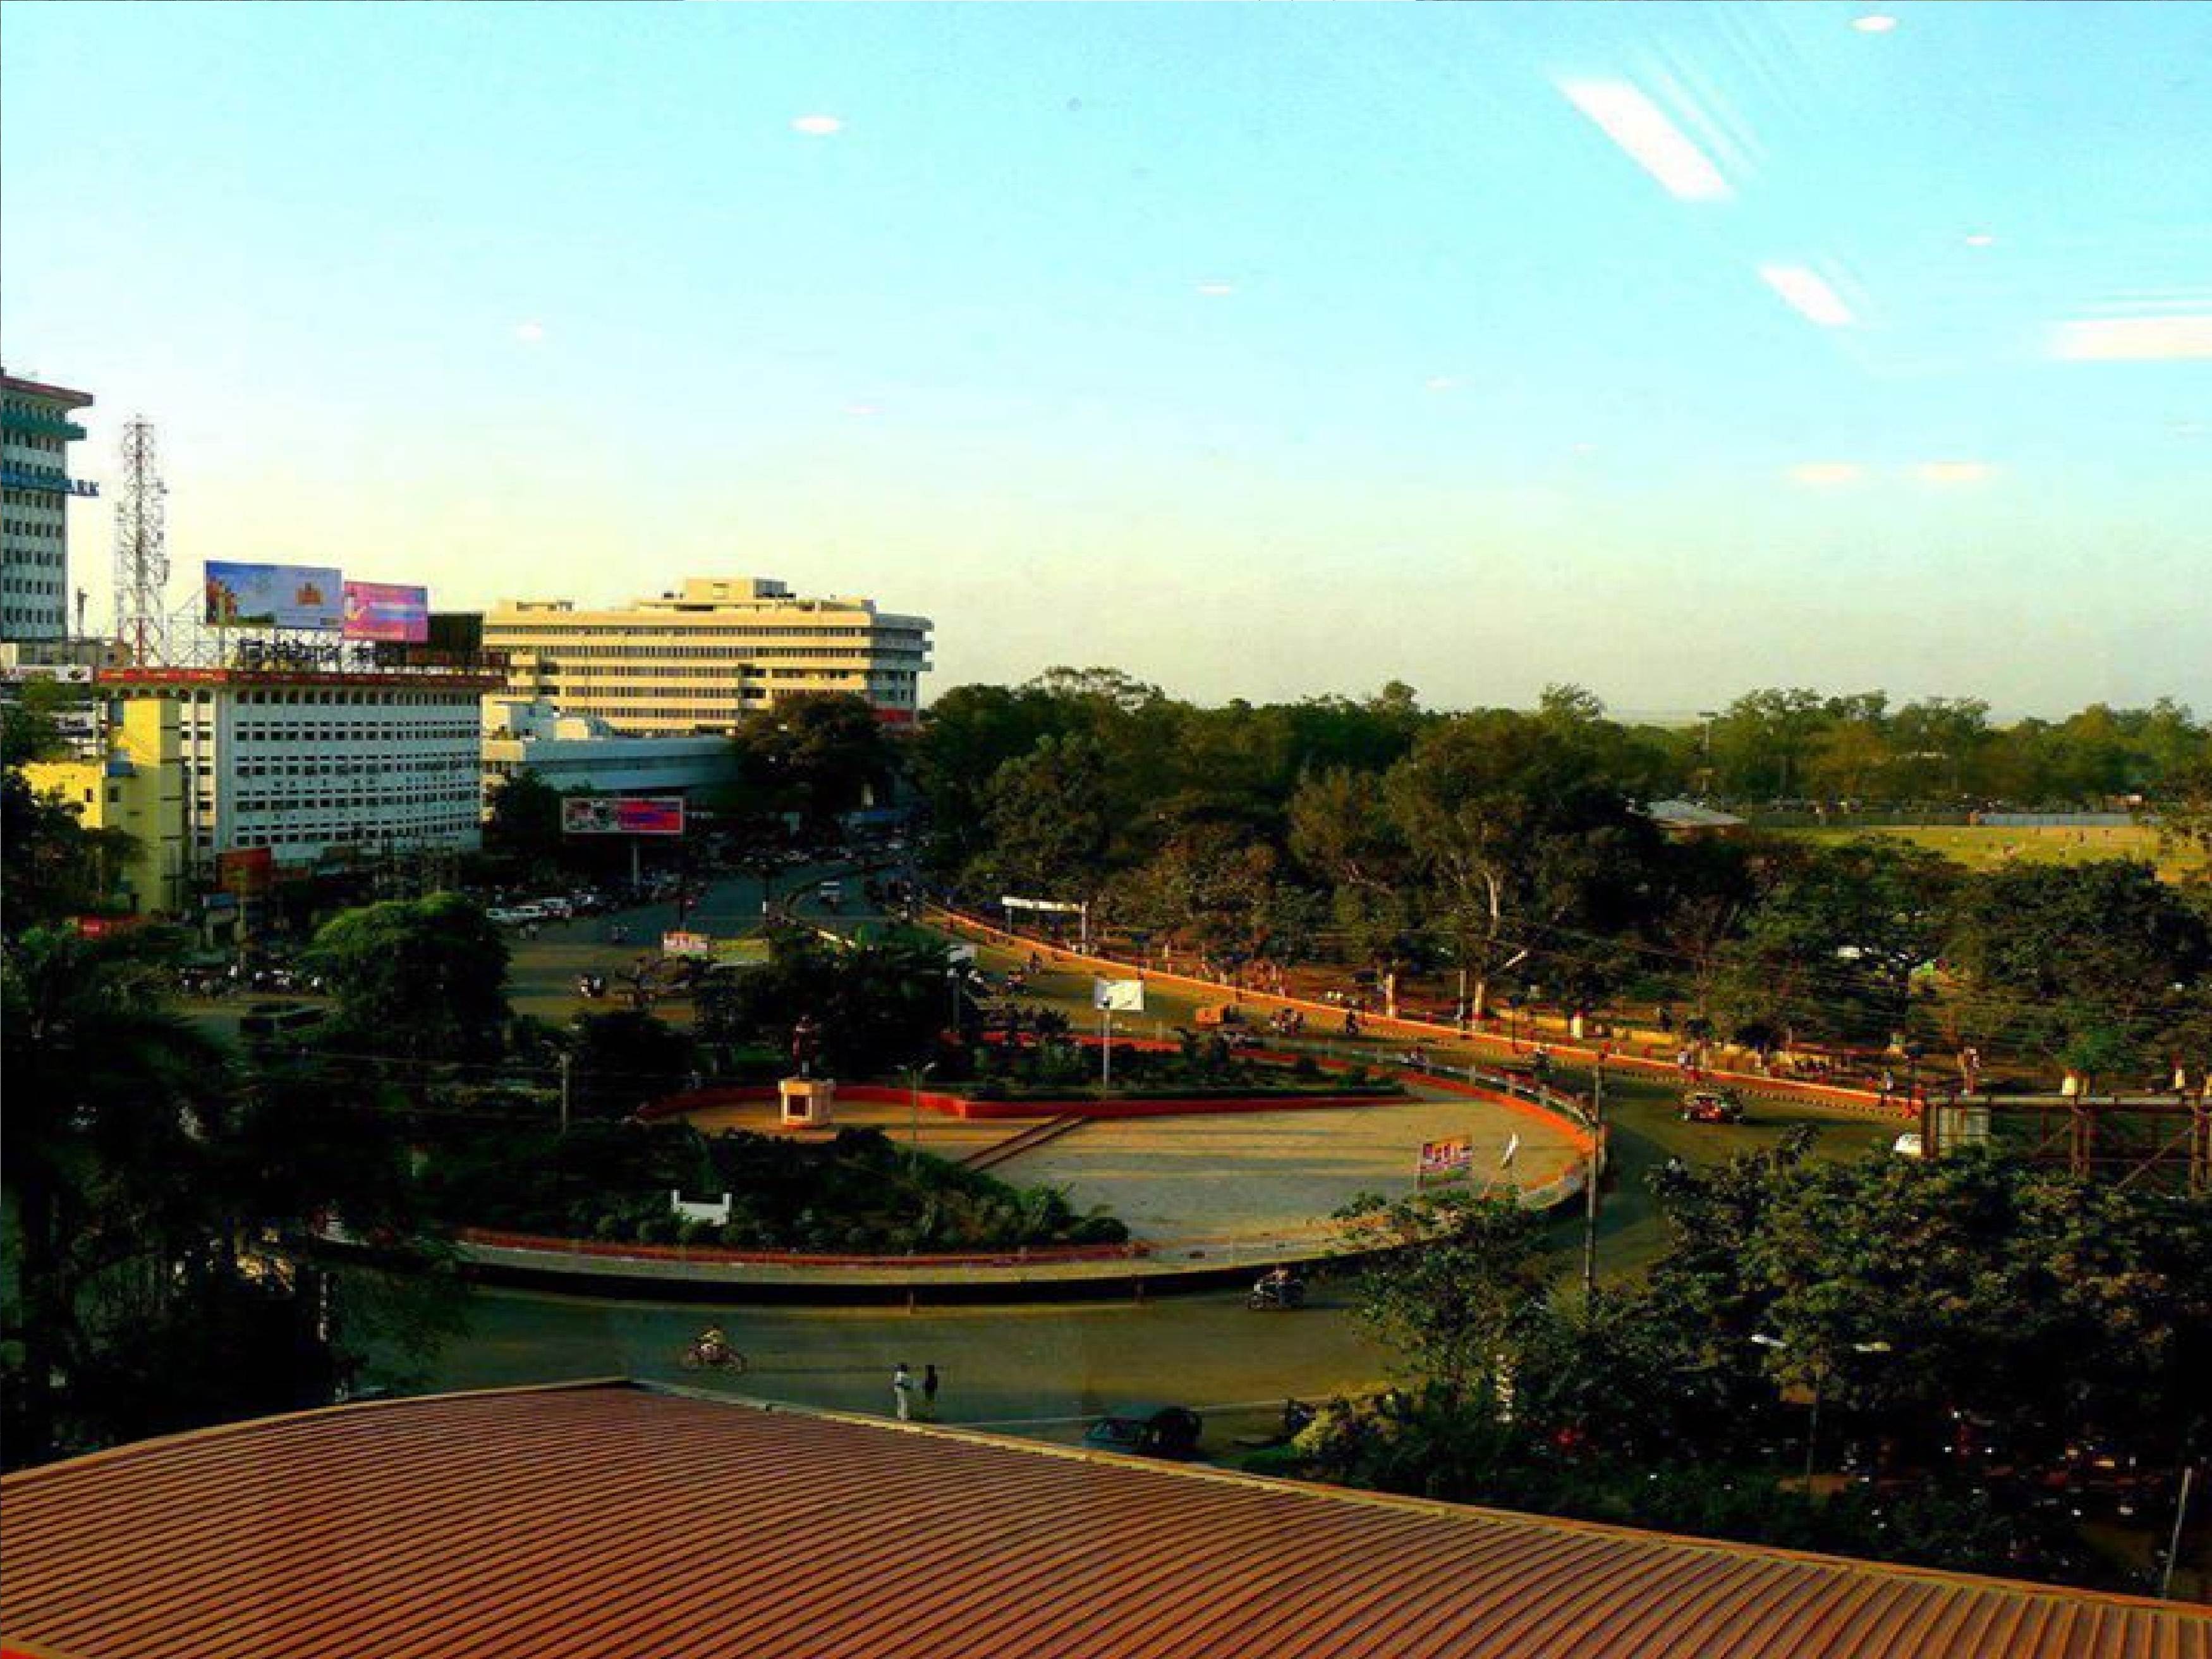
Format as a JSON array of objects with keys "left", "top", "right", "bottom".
[{"left": 890, "top": 1361, "right": 942, "bottom": 1421}]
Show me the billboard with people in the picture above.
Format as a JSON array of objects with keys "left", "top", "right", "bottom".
[
  {"left": 561, "top": 796, "right": 686, "bottom": 836},
  {"left": 342, "top": 581, "right": 431, "bottom": 642},
  {"left": 204, "top": 562, "right": 345, "bottom": 630}
]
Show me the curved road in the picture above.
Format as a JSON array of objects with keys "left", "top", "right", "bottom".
[{"left": 394, "top": 870, "right": 1894, "bottom": 1447}]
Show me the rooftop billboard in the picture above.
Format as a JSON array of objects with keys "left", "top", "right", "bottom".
[
  {"left": 343, "top": 581, "right": 430, "bottom": 643},
  {"left": 205, "top": 562, "right": 344, "bottom": 631}
]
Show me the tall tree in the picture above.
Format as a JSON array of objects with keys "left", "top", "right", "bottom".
[
  {"left": 307, "top": 893, "right": 512, "bottom": 1067},
  {"left": 730, "top": 693, "right": 893, "bottom": 834}
]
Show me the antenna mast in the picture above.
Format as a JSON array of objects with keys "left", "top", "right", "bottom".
[{"left": 112, "top": 416, "right": 171, "bottom": 667}]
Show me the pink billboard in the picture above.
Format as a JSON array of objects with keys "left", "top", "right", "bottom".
[{"left": 342, "top": 581, "right": 430, "bottom": 643}]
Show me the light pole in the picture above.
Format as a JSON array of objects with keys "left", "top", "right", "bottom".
[
  {"left": 1581, "top": 1053, "right": 1607, "bottom": 1308},
  {"left": 1753, "top": 1334, "right": 1892, "bottom": 1486},
  {"left": 905, "top": 1061, "right": 937, "bottom": 1167}
]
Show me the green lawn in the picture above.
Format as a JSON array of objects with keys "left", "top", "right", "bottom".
[{"left": 1777, "top": 822, "right": 2203, "bottom": 881}]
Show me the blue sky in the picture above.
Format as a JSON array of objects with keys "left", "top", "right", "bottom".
[{"left": 4, "top": 1, "right": 2207, "bottom": 716}]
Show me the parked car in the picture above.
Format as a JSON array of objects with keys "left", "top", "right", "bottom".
[
  {"left": 533, "top": 897, "right": 576, "bottom": 920},
  {"left": 1892, "top": 1131, "right": 1926, "bottom": 1158},
  {"left": 1083, "top": 1404, "right": 1204, "bottom": 1461},
  {"left": 1680, "top": 1087, "right": 1746, "bottom": 1124},
  {"left": 485, "top": 906, "right": 534, "bottom": 927}
]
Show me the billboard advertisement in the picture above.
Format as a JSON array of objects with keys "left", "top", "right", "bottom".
[
  {"left": 561, "top": 796, "right": 686, "bottom": 836},
  {"left": 205, "top": 562, "right": 344, "bottom": 631},
  {"left": 343, "top": 581, "right": 430, "bottom": 642}
]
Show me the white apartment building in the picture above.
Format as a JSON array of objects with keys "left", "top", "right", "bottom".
[
  {"left": 482, "top": 576, "right": 932, "bottom": 738},
  {"left": 481, "top": 696, "right": 737, "bottom": 811},
  {"left": 1, "top": 371, "right": 97, "bottom": 644},
  {"left": 104, "top": 666, "right": 499, "bottom": 873}
]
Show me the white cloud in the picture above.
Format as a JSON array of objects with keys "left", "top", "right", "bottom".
[
  {"left": 791, "top": 115, "right": 844, "bottom": 137},
  {"left": 1914, "top": 461, "right": 1995, "bottom": 484},
  {"left": 1196, "top": 281, "right": 1236, "bottom": 297},
  {"left": 1558, "top": 79, "right": 1732, "bottom": 202},
  {"left": 1758, "top": 265, "right": 1855, "bottom": 328},
  {"left": 514, "top": 321, "right": 547, "bottom": 344},
  {"left": 2050, "top": 315, "right": 2212, "bottom": 362},
  {"left": 1788, "top": 461, "right": 1864, "bottom": 485}
]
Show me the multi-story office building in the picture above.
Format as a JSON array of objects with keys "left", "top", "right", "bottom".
[
  {"left": 1, "top": 370, "right": 97, "bottom": 644},
  {"left": 480, "top": 696, "right": 738, "bottom": 812},
  {"left": 100, "top": 664, "right": 502, "bottom": 875},
  {"left": 482, "top": 577, "right": 932, "bottom": 737}
]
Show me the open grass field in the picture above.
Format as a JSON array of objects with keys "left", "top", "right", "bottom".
[{"left": 1778, "top": 822, "right": 2205, "bottom": 882}]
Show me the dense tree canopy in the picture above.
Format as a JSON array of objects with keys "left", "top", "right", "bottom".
[
  {"left": 913, "top": 674, "right": 2212, "bottom": 1073},
  {"left": 1, "top": 927, "right": 452, "bottom": 1468},
  {"left": 1311, "top": 1143, "right": 2212, "bottom": 1586}
]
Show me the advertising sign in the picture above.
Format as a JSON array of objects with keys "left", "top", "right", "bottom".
[
  {"left": 343, "top": 581, "right": 430, "bottom": 643},
  {"left": 661, "top": 931, "right": 711, "bottom": 959},
  {"left": 217, "top": 847, "right": 276, "bottom": 896},
  {"left": 204, "top": 562, "right": 344, "bottom": 631},
  {"left": 1092, "top": 977, "right": 1146, "bottom": 1012},
  {"left": 1417, "top": 1136, "right": 1473, "bottom": 1181},
  {"left": 561, "top": 796, "right": 686, "bottom": 836}
]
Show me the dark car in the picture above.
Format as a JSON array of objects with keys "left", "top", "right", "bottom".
[
  {"left": 1680, "top": 1087, "right": 1746, "bottom": 1124},
  {"left": 1083, "top": 1404, "right": 1203, "bottom": 1460}
]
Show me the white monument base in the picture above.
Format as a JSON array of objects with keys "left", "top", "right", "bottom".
[{"left": 779, "top": 1076, "right": 836, "bottom": 1127}]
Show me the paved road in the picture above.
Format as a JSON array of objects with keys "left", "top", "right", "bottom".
[{"left": 392, "top": 1274, "right": 1389, "bottom": 1450}]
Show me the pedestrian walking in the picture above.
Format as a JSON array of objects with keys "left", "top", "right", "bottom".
[
  {"left": 892, "top": 1362, "right": 915, "bottom": 1421},
  {"left": 923, "top": 1364, "right": 940, "bottom": 1418}
]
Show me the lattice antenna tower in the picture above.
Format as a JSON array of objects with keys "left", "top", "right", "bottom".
[{"left": 112, "top": 416, "right": 171, "bottom": 667}]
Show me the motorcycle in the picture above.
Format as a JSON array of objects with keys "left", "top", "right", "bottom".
[{"left": 1248, "top": 1275, "right": 1309, "bottom": 1311}]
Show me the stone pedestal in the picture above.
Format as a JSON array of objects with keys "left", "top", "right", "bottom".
[{"left": 779, "top": 1076, "right": 836, "bottom": 1127}]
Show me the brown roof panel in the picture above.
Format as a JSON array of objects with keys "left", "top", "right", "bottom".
[{"left": 2, "top": 1382, "right": 2205, "bottom": 1659}]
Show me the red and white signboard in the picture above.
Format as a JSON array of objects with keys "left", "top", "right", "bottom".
[{"left": 1417, "top": 1136, "right": 1473, "bottom": 1181}]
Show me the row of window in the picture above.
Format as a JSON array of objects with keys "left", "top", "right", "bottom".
[
  {"left": 229, "top": 820, "right": 478, "bottom": 850},
  {"left": 217, "top": 724, "right": 478, "bottom": 743},
  {"left": 234, "top": 790, "right": 477, "bottom": 814},
  {"left": 226, "top": 689, "right": 477, "bottom": 707},
  {"left": 236, "top": 757, "right": 473, "bottom": 778},
  {"left": 491, "top": 624, "right": 882, "bottom": 640}
]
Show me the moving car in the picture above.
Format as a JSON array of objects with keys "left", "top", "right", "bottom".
[
  {"left": 1680, "top": 1087, "right": 1746, "bottom": 1124},
  {"left": 1083, "top": 1404, "right": 1203, "bottom": 1460}
]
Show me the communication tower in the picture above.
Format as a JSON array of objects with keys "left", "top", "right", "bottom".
[{"left": 112, "top": 417, "right": 171, "bottom": 667}]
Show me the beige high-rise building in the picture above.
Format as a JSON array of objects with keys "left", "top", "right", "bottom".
[{"left": 482, "top": 577, "right": 932, "bottom": 736}]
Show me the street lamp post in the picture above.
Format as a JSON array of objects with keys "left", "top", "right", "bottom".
[
  {"left": 906, "top": 1061, "right": 937, "bottom": 1167},
  {"left": 1753, "top": 1334, "right": 1893, "bottom": 1486},
  {"left": 1581, "top": 1054, "right": 1608, "bottom": 1308}
]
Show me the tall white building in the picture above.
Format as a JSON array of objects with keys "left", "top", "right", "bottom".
[
  {"left": 1, "top": 371, "right": 97, "bottom": 644},
  {"left": 482, "top": 576, "right": 932, "bottom": 738},
  {"left": 103, "top": 664, "right": 500, "bottom": 875}
]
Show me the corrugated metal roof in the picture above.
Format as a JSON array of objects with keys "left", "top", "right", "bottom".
[{"left": 3, "top": 1382, "right": 2204, "bottom": 1659}]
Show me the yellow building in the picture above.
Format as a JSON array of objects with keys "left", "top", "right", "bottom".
[
  {"left": 21, "top": 696, "right": 188, "bottom": 916},
  {"left": 483, "top": 576, "right": 932, "bottom": 737}
]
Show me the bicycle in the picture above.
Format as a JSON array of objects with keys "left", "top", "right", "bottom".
[{"left": 679, "top": 1340, "right": 748, "bottom": 1374}]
